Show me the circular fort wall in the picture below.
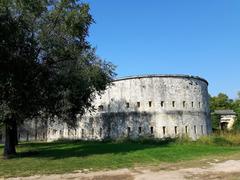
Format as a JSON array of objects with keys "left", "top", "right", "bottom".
[
  {"left": 47, "top": 75, "right": 212, "bottom": 141},
  {"left": 90, "top": 75, "right": 211, "bottom": 140}
]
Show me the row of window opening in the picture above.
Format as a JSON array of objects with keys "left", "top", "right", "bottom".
[
  {"left": 99, "top": 101, "right": 202, "bottom": 111},
  {"left": 63, "top": 125, "right": 204, "bottom": 138}
]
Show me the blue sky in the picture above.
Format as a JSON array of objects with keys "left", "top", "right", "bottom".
[{"left": 85, "top": 0, "right": 240, "bottom": 99}]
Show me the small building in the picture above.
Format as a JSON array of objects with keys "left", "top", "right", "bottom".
[{"left": 214, "top": 110, "right": 236, "bottom": 130}]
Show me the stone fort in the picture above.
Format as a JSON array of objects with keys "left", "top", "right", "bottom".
[
  {"left": 6, "top": 74, "right": 212, "bottom": 142},
  {"left": 47, "top": 74, "right": 212, "bottom": 141}
]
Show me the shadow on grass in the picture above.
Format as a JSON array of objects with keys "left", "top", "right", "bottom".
[{"left": 15, "top": 138, "right": 177, "bottom": 159}]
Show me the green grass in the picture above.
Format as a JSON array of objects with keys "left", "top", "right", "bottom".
[{"left": 1, "top": 136, "right": 240, "bottom": 177}]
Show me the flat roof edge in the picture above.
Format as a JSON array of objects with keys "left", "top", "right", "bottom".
[{"left": 114, "top": 74, "right": 208, "bottom": 85}]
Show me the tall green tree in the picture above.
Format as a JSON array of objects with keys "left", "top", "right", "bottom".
[
  {"left": 232, "top": 92, "right": 240, "bottom": 131},
  {"left": 210, "top": 93, "right": 233, "bottom": 112},
  {"left": 0, "top": 0, "right": 115, "bottom": 158}
]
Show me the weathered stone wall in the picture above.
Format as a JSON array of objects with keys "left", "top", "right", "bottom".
[{"left": 47, "top": 75, "right": 211, "bottom": 141}]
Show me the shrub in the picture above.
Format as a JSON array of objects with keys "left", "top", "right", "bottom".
[{"left": 197, "top": 132, "right": 240, "bottom": 146}]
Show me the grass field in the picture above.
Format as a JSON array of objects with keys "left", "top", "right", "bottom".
[{"left": 1, "top": 134, "right": 240, "bottom": 177}]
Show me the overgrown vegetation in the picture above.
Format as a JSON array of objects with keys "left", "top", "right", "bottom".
[
  {"left": 1, "top": 134, "right": 240, "bottom": 177},
  {"left": 197, "top": 132, "right": 240, "bottom": 146},
  {"left": 210, "top": 92, "right": 240, "bottom": 131}
]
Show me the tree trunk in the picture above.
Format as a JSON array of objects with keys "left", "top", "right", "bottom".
[
  {"left": 13, "top": 121, "right": 18, "bottom": 145},
  {"left": 4, "top": 119, "right": 17, "bottom": 158}
]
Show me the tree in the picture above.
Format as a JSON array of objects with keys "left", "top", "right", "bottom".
[
  {"left": 0, "top": 0, "right": 115, "bottom": 158},
  {"left": 232, "top": 92, "right": 240, "bottom": 131},
  {"left": 210, "top": 93, "right": 233, "bottom": 112}
]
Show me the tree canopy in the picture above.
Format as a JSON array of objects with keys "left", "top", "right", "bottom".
[
  {"left": 0, "top": 0, "right": 115, "bottom": 157},
  {"left": 210, "top": 93, "right": 233, "bottom": 112}
]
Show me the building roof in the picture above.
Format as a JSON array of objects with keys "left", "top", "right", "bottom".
[
  {"left": 114, "top": 74, "right": 208, "bottom": 85},
  {"left": 214, "top": 110, "right": 236, "bottom": 115}
]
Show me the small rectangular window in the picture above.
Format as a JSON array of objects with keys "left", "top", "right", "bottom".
[
  {"left": 172, "top": 101, "right": 175, "bottom": 107},
  {"left": 201, "top": 125, "right": 204, "bottom": 134},
  {"left": 126, "top": 102, "right": 130, "bottom": 108},
  {"left": 60, "top": 130, "right": 63, "bottom": 137},
  {"left": 163, "top": 126, "right": 166, "bottom": 135},
  {"left": 98, "top": 105, "right": 104, "bottom": 111},
  {"left": 161, "top": 101, "right": 164, "bottom": 107},
  {"left": 92, "top": 128, "right": 94, "bottom": 136},
  {"left": 127, "top": 127, "right": 131, "bottom": 136},
  {"left": 192, "top": 102, "right": 194, "bottom": 107},
  {"left": 81, "top": 129, "right": 84, "bottom": 138},
  {"left": 149, "top": 101, "right": 152, "bottom": 107},
  {"left": 174, "top": 126, "right": 178, "bottom": 135},
  {"left": 137, "top": 102, "right": 140, "bottom": 107},
  {"left": 35, "top": 132, "right": 38, "bottom": 140},
  {"left": 183, "top": 101, "right": 186, "bottom": 108},
  {"left": 199, "top": 102, "right": 201, "bottom": 108},
  {"left": 107, "top": 127, "right": 111, "bottom": 137},
  {"left": 185, "top": 126, "right": 188, "bottom": 134},
  {"left": 150, "top": 127, "right": 154, "bottom": 134},
  {"left": 139, "top": 127, "right": 142, "bottom": 134},
  {"left": 100, "top": 128, "right": 103, "bottom": 137},
  {"left": 52, "top": 129, "right": 57, "bottom": 135},
  {"left": 194, "top": 125, "right": 197, "bottom": 134}
]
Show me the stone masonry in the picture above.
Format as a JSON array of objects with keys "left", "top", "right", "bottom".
[{"left": 47, "top": 74, "right": 212, "bottom": 141}]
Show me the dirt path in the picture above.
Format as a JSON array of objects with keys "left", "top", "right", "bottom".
[{"left": 7, "top": 160, "right": 240, "bottom": 180}]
